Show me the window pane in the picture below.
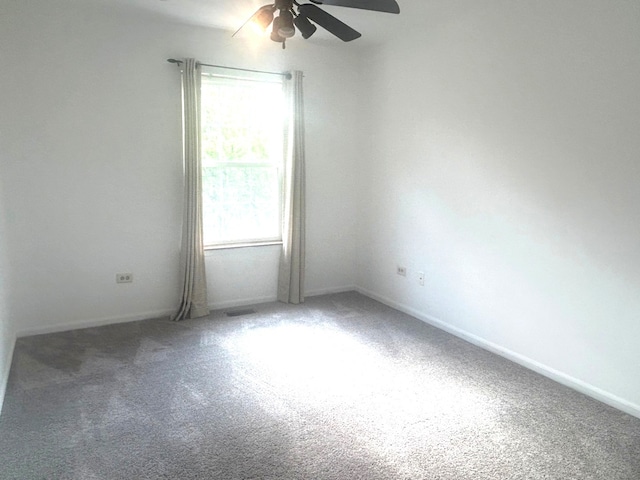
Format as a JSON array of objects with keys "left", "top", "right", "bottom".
[
  {"left": 201, "top": 76, "right": 284, "bottom": 165},
  {"left": 203, "top": 165, "right": 281, "bottom": 245},
  {"left": 200, "top": 73, "right": 285, "bottom": 246}
]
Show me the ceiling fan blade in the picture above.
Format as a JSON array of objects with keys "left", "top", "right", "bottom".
[
  {"left": 312, "top": 0, "right": 400, "bottom": 14},
  {"left": 298, "top": 4, "right": 361, "bottom": 42}
]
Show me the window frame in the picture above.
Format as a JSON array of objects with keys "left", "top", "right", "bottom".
[{"left": 199, "top": 70, "right": 286, "bottom": 250}]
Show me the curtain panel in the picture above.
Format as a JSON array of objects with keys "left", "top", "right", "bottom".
[
  {"left": 277, "top": 70, "right": 306, "bottom": 304},
  {"left": 173, "top": 58, "right": 210, "bottom": 321}
]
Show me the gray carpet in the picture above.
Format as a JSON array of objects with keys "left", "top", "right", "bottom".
[{"left": 1, "top": 292, "right": 639, "bottom": 479}]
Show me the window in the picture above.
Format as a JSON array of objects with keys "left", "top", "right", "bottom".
[{"left": 200, "top": 71, "right": 285, "bottom": 247}]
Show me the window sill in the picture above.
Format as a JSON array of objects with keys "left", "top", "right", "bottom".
[{"left": 204, "top": 241, "right": 282, "bottom": 251}]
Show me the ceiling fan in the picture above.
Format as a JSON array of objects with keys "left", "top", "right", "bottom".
[{"left": 233, "top": 0, "right": 400, "bottom": 48}]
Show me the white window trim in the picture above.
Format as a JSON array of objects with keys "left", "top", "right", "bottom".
[
  {"left": 204, "top": 240, "right": 283, "bottom": 251},
  {"left": 200, "top": 70, "right": 285, "bottom": 249}
]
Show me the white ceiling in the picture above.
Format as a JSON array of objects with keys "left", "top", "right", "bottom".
[{"left": 96, "top": 0, "right": 403, "bottom": 45}]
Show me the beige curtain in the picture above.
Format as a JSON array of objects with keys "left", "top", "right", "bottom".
[
  {"left": 173, "top": 58, "right": 210, "bottom": 321},
  {"left": 278, "top": 70, "right": 306, "bottom": 304}
]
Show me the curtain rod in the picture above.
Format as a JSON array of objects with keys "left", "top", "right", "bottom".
[{"left": 167, "top": 59, "right": 292, "bottom": 79}]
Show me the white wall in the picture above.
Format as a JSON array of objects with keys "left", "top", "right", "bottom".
[
  {"left": 3, "top": 0, "right": 639, "bottom": 420},
  {"left": 357, "top": 0, "right": 640, "bottom": 415},
  {"left": 0, "top": 182, "right": 16, "bottom": 413},
  {"left": 0, "top": 0, "right": 361, "bottom": 336}
]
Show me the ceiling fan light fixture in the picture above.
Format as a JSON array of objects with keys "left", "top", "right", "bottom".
[
  {"left": 276, "top": 10, "right": 296, "bottom": 38},
  {"left": 270, "top": 30, "right": 285, "bottom": 42},
  {"left": 270, "top": 17, "right": 285, "bottom": 42},
  {"left": 293, "top": 14, "right": 317, "bottom": 39},
  {"left": 254, "top": 5, "right": 275, "bottom": 30}
]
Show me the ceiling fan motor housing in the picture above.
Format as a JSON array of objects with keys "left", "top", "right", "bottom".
[
  {"left": 277, "top": 10, "right": 296, "bottom": 38},
  {"left": 275, "top": 0, "right": 294, "bottom": 10}
]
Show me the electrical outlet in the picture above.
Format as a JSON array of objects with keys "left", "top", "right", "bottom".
[
  {"left": 397, "top": 266, "right": 407, "bottom": 277},
  {"left": 116, "top": 273, "right": 133, "bottom": 283},
  {"left": 417, "top": 272, "right": 425, "bottom": 286}
]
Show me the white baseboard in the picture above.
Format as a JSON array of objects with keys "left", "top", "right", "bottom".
[
  {"left": 209, "top": 295, "right": 278, "bottom": 311},
  {"left": 14, "top": 286, "right": 359, "bottom": 338},
  {"left": 208, "top": 286, "right": 357, "bottom": 311},
  {"left": 356, "top": 286, "right": 640, "bottom": 420},
  {"left": 16, "top": 308, "right": 175, "bottom": 338},
  {"left": 10, "top": 285, "right": 639, "bottom": 420},
  {"left": 306, "top": 285, "right": 357, "bottom": 297},
  {"left": 14, "top": 286, "right": 358, "bottom": 338}
]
